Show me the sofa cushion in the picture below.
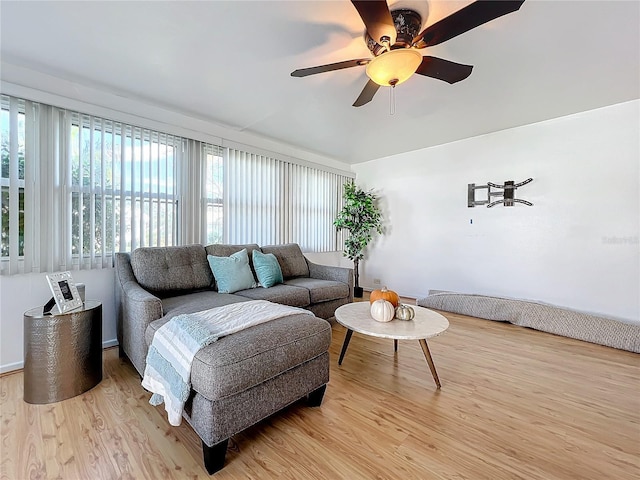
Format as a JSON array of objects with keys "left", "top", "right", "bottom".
[
  {"left": 131, "top": 244, "right": 213, "bottom": 293},
  {"left": 160, "top": 291, "right": 249, "bottom": 322},
  {"left": 207, "top": 249, "right": 257, "bottom": 294},
  {"left": 205, "top": 243, "right": 261, "bottom": 280},
  {"left": 146, "top": 291, "right": 250, "bottom": 346},
  {"left": 261, "top": 243, "right": 309, "bottom": 279},
  {"left": 234, "top": 284, "right": 310, "bottom": 307},
  {"left": 284, "top": 278, "right": 350, "bottom": 303},
  {"left": 190, "top": 314, "right": 330, "bottom": 401},
  {"left": 252, "top": 250, "right": 284, "bottom": 288}
]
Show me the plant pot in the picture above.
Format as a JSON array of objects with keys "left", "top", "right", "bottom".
[{"left": 353, "top": 286, "right": 364, "bottom": 298}]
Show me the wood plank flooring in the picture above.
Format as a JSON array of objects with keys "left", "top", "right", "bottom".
[{"left": 1, "top": 302, "right": 639, "bottom": 479}]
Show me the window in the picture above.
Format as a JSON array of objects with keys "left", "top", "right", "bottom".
[
  {"left": 0, "top": 96, "right": 183, "bottom": 274},
  {"left": 1, "top": 97, "right": 26, "bottom": 263},
  {"left": 68, "top": 115, "right": 179, "bottom": 267},
  {"left": 0, "top": 93, "right": 354, "bottom": 276}
]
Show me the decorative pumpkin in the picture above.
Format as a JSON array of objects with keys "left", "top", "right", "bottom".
[
  {"left": 370, "top": 286, "right": 399, "bottom": 307},
  {"left": 395, "top": 304, "right": 415, "bottom": 321},
  {"left": 370, "top": 299, "right": 395, "bottom": 323}
]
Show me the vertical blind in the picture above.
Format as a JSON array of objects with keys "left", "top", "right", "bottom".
[
  {"left": 225, "top": 148, "right": 350, "bottom": 251},
  {"left": 68, "top": 114, "right": 181, "bottom": 268},
  {"left": 1, "top": 95, "right": 181, "bottom": 274},
  {"left": 1, "top": 94, "right": 354, "bottom": 275}
]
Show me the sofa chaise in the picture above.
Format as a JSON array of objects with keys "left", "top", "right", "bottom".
[{"left": 114, "top": 242, "right": 352, "bottom": 474}]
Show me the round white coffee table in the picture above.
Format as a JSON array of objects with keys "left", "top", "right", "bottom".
[{"left": 334, "top": 302, "right": 449, "bottom": 388}]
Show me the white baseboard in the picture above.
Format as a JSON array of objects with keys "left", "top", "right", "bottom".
[
  {"left": 103, "top": 339, "right": 119, "bottom": 349},
  {"left": 0, "top": 361, "right": 24, "bottom": 375},
  {"left": 0, "top": 338, "right": 119, "bottom": 375}
]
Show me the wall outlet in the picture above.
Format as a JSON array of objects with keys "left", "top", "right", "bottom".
[{"left": 373, "top": 278, "right": 382, "bottom": 286}]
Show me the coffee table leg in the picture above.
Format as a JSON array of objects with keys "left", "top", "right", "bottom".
[
  {"left": 394, "top": 339, "right": 398, "bottom": 352},
  {"left": 338, "top": 329, "right": 354, "bottom": 365},
  {"left": 419, "top": 339, "right": 441, "bottom": 388}
]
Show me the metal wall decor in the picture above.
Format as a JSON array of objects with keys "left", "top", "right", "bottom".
[{"left": 468, "top": 178, "right": 533, "bottom": 208}]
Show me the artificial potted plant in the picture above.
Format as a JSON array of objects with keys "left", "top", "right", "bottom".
[{"left": 334, "top": 181, "right": 383, "bottom": 298}]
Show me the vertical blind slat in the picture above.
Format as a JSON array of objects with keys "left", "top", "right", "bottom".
[
  {"left": 8, "top": 97, "right": 19, "bottom": 274},
  {"left": 119, "top": 123, "right": 126, "bottom": 253},
  {"left": 89, "top": 116, "right": 96, "bottom": 269},
  {"left": 64, "top": 112, "right": 72, "bottom": 270},
  {"left": 163, "top": 139, "right": 168, "bottom": 247},
  {"left": 130, "top": 127, "right": 136, "bottom": 250},
  {"left": 100, "top": 120, "right": 106, "bottom": 267},
  {"left": 26, "top": 102, "right": 38, "bottom": 272},
  {"left": 146, "top": 131, "right": 152, "bottom": 247},
  {"left": 155, "top": 134, "right": 160, "bottom": 246},
  {"left": 137, "top": 128, "right": 143, "bottom": 248},
  {"left": 51, "top": 110, "right": 62, "bottom": 272},
  {"left": 77, "top": 116, "right": 84, "bottom": 269}
]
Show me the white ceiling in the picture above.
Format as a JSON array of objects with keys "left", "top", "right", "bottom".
[{"left": 1, "top": 1, "right": 638, "bottom": 165}]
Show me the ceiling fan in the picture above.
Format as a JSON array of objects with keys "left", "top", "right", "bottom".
[{"left": 291, "top": 0, "right": 525, "bottom": 107}]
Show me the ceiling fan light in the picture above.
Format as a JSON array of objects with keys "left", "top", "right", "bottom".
[{"left": 365, "top": 49, "right": 423, "bottom": 87}]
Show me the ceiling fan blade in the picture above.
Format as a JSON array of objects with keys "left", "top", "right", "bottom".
[
  {"left": 291, "top": 59, "right": 370, "bottom": 78},
  {"left": 351, "top": 0, "right": 397, "bottom": 45},
  {"left": 413, "top": 0, "right": 525, "bottom": 49},
  {"left": 416, "top": 56, "right": 473, "bottom": 84},
  {"left": 353, "top": 79, "right": 380, "bottom": 107}
]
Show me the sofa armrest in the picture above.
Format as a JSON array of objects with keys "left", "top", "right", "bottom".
[
  {"left": 306, "top": 259, "right": 353, "bottom": 288},
  {"left": 122, "top": 279, "right": 163, "bottom": 317},
  {"left": 115, "top": 252, "right": 163, "bottom": 375}
]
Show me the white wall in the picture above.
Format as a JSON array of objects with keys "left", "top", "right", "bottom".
[
  {"left": 353, "top": 100, "right": 639, "bottom": 323},
  {"left": 0, "top": 269, "right": 117, "bottom": 373},
  {"left": 304, "top": 251, "right": 352, "bottom": 269}
]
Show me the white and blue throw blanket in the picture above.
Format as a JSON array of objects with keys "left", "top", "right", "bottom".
[{"left": 141, "top": 299, "right": 313, "bottom": 426}]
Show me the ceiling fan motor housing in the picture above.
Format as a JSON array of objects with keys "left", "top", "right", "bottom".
[{"left": 366, "top": 9, "right": 423, "bottom": 55}]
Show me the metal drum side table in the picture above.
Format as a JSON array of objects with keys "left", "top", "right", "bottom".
[{"left": 23, "top": 300, "right": 103, "bottom": 404}]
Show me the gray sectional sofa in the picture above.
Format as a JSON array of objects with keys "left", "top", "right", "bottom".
[{"left": 114, "top": 242, "right": 352, "bottom": 474}]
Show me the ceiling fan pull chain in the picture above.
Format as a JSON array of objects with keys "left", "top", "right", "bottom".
[{"left": 389, "top": 85, "right": 396, "bottom": 116}]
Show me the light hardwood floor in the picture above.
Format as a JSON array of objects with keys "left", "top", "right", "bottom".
[{"left": 1, "top": 301, "right": 639, "bottom": 479}]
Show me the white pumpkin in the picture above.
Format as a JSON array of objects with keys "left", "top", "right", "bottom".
[{"left": 370, "top": 299, "right": 395, "bottom": 323}]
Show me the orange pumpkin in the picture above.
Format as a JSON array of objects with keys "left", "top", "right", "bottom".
[{"left": 370, "top": 286, "right": 399, "bottom": 307}]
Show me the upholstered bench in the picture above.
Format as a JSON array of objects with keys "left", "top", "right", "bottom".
[{"left": 145, "top": 311, "right": 331, "bottom": 473}]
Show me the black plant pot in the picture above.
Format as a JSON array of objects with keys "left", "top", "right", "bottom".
[{"left": 353, "top": 286, "right": 364, "bottom": 298}]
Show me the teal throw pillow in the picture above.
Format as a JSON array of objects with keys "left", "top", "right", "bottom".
[
  {"left": 252, "top": 250, "right": 284, "bottom": 288},
  {"left": 207, "top": 249, "right": 257, "bottom": 294}
]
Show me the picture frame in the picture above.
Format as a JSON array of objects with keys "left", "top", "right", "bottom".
[{"left": 45, "top": 271, "right": 83, "bottom": 314}]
